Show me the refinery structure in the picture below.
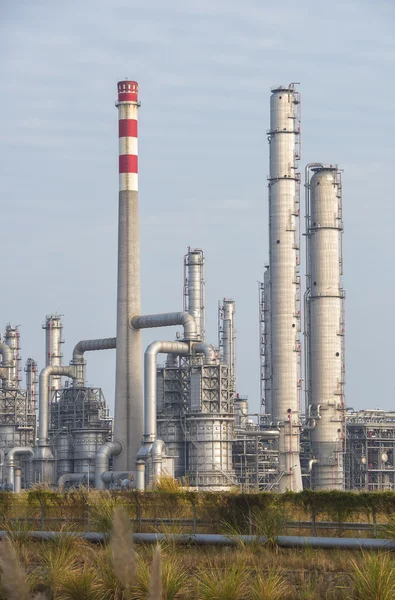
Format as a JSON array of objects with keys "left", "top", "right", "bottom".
[{"left": 0, "top": 80, "right": 393, "bottom": 493}]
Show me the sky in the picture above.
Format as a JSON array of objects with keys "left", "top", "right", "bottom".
[{"left": 1, "top": 0, "right": 395, "bottom": 415}]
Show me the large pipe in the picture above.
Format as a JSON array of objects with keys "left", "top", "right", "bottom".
[
  {"left": 38, "top": 365, "right": 76, "bottom": 447},
  {"left": 144, "top": 341, "right": 189, "bottom": 443},
  {"left": 94, "top": 441, "right": 122, "bottom": 490},
  {"left": 113, "top": 80, "right": 143, "bottom": 474},
  {"left": 57, "top": 473, "right": 92, "bottom": 489},
  {"left": 1, "top": 531, "right": 394, "bottom": 550},
  {"left": 100, "top": 471, "right": 134, "bottom": 484},
  {"left": 6, "top": 447, "right": 34, "bottom": 491},
  {"left": 131, "top": 312, "right": 197, "bottom": 341},
  {"left": 184, "top": 248, "right": 205, "bottom": 341},
  {"left": 14, "top": 468, "right": 22, "bottom": 493},
  {"left": 0, "top": 342, "right": 12, "bottom": 388},
  {"left": 72, "top": 337, "right": 116, "bottom": 387},
  {"left": 192, "top": 342, "right": 216, "bottom": 362},
  {"left": 268, "top": 85, "right": 302, "bottom": 492}
]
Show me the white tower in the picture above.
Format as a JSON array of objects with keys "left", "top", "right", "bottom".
[{"left": 268, "top": 85, "right": 302, "bottom": 492}]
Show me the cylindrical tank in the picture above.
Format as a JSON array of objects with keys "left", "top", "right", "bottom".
[
  {"left": 157, "top": 417, "right": 186, "bottom": 479},
  {"left": 307, "top": 166, "right": 345, "bottom": 490},
  {"left": 263, "top": 268, "right": 272, "bottom": 417},
  {"left": 72, "top": 429, "right": 109, "bottom": 473},
  {"left": 42, "top": 315, "right": 63, "bottom": 396},
  {"left": 184, "top": 249, "right": 205, "bottom": 342},
  {"left": 186, "top": 416, "right": 235, "bottom": 489},
  {"left": 234, "top": 398, "right": 248, "bottom": 429},
  {"left": 54, "top": 432, "right": 73, "bottom": 476},
  {"left": 113, "top": 80, "right": 143, "bottom": 472},
  {"left": 4, "top": 325, "right": 20, "bottom": 389},
  {"left": 268, "top": 86, "right": 302, "bottom": 491}
]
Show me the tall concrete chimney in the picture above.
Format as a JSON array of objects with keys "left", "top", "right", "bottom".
[{"left": 113, "top": 80, "right": 143, "bottom": 470}]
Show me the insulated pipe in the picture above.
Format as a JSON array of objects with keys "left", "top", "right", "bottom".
[
  {"left": 144, "top": 341, "right": 189, "bottom": 442},
  {"left": 72, "top": 338, "right": 116, "bottom": 387},
  {"left": 38, "top": 366, "right": 76, "bottom": 447},
  {"left": 130, "top": 312, "right": 197, "bottom": 341},
  {"left": 57, "top": 473, "right": 94, "bottom": 489},
  {"left": 0, "top": 342, "right": 12, "bottom": 388},
  {"left": 14, "top": 468, "right": 22, "bottom": 494},
  {"left": 192, "top": 342, "right": 216, "bottom": 362},
  {"left": 151, "top": 439, "right": 166, "bottom": 479},
  {"left": 136, "top": 461, "right": 145, "bottom": 491},
  {"left": 100, "top": 471, "right": 134, "bottom": 484},
  {"left": 95, "top": 441, "right": 122, "bottom": 490},
  {"left": 6, "top": 447, "right": 34, "bottom": 491}
]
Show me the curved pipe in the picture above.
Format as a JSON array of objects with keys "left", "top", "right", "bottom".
[
  {"left": 130, "top": 312, "right": 198, "bottom": 341},
  {"left": 100, "top": 471, "right": 134, "bottom": 484},
  {"left": 192, "top": 342, "right": 216, "bottom": 362},
  {"left": 7, "top": 447, "right": 34, "bottom": 491},
  {"left": 58, "top": 472, "right": 93, "bottom": 489},
  {"left": 0, "top": 342, "right": 12, "bottom": 387},
  {"left": 38, "top": 366, "right": 76, "bottom": 447},
  {"left": 144, "top": 341, "right": 189, "bottom": 442},
  {"left": 309, "top": 459, "right": 319, "bottom": 472},
  {"left": 72, "top": 338, "right": 116, "bottom": 387},
  {"left": 151, "top": 439, "right": 166, "bottom": 479},
  {"left": 95, "top": 441, "right": 122, "bottom": 490}
]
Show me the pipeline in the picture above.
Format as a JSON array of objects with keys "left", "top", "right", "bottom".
[
  {"left": 6, "top": 447, "right": 34, "bottom": 491},
  {"left": 72, "top": 338, "right": 116, "bottom": 387},
  {"left": 95, "top": 442, "right": 122, "bottom": 490},
  {"left": 130, "top": 312, "right": 198, "bottom": 341},
  {"left": 0, "top": 531, "right": 393, "bottom": 550}
]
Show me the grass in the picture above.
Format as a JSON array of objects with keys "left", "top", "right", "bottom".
[{"left": 349, "top": 551, "right": 395, "bottom": 600}]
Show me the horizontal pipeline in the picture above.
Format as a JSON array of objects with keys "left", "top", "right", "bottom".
[{"left": 0, "top": 531, "right": 394, "bottom": 550}]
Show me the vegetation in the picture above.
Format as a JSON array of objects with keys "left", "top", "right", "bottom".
[{"left": 1, "top": 489, "right": 395, "bottom": 597}]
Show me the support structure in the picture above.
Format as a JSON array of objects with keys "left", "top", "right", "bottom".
[
  {"left": 113, "top": 80, "right": 143, "bottom": 472},
  {"left": 267, "top": 85, "right": 302, "bottom": 491},
  {"left": 42, "top": 315, "right": 63, "bottom": 398},
  {"left": 305, "top": 165, "right": 345, "bottom": 489}
]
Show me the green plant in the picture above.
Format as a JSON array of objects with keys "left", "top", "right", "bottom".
[
  {"left": 195, "top": 562, "right": 247, "bottom": 600},
  {"left": 57, "top": 567, "right": 100, "bottom": 600},
  {"left": 152, "top": 477, "right": 182, "bottom": 493},
  {"left": 249, "top": 570, "right": 290, "bottom": 600},
  {"left": 349, "top": 551, "right": 395, "bottom": 600},
  {"left": 133, "top": 549, "right": 191, "bottom": 600}
]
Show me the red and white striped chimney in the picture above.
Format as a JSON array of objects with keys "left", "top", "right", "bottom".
[{"left": 113, "top": 80, "right": 143, "bottom": 471}]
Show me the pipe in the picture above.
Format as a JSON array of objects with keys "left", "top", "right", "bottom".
[
  {"left": 95, "top": 441, "right": 122, "bottom": 490},
  {"left": 136, "top": 460, "right": 145, "bottom": 491},
  {"left": 309, "top": 459, "right": 319, "bottom": 472},
  {"left": 14, "top": 468, "right": 22, "bottom": 493},
  {"left": 72, "top": 337, "right": 116, "bottom": 387},
  {"left": 57, "top": 473, "right": 93, "bottom": 489},
  {"left": 6, "top": 447, "right": 34, "bottom": 491},
  {"left": 0, "top": 342, "right": 12, "bottom": 387},
  {"left": 100, "top": 471, "right": 134, "bottom": 484},
  {"left": 144, "top": 341, "right": 189, "bottom": 442},
  {"left": 192, "top": 342, "right": 216, "bottom": 362},
  {"left": 151, "top": 439, "right": 166, "bottom": 479},
  {"left": 130, "top": 312, "right": 197, "bottom": 341},
  {"left": 38, "top": 365, "right": 76, "bottom": 447},
  {"left": 0, "top": 531, "right": 393, "bottom": 550}
]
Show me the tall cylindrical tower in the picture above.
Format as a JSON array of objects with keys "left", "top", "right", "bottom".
[
  {"left": 113, "top": 79, "right": 143, "bottom": 471},
  {"left": 268, "top": 85, "right": 302, "bottom": 491},
  {"left": 306, "top": 166, "right": 345, "bottom": 489},
  {"left": 219, "top": 299, "right": 236, "bottom": 391},
  {"left": 42, "top": 315, "right": 63, "bottom": 396},
  {"left": 184, "top": 249, "right": 205, "bottom": 342},
  {"left": 25, "top": 358, "right": 38, "bottom": 413},
  {"left": 4, "top": 325, "right": 21, "bottom": 389}
]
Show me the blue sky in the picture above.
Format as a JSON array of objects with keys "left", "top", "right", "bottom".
[{"left": 1, "top": 0, "right": 395, "bottom": 414}]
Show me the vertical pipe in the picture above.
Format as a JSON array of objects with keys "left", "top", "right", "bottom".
[
  {"left": 307, "top": 166, "right": 345, "bottom": 489},
  {"left": 14, "top": 467, "right": 22, "bottom": 493},
  {"left": 42, "top": 315, "right": 63, "bottom": 398},
  {"left": 221, "top": 300, "right": 236, "bottom": 391},
  {"left": 113, "top": 80, "right": 143, "bottom": 471},
  {"left": 268, "top": 85, "right": 302, "bottom": 491},
  {"left": 4, "top": 325, "right": 20, "bottom": 389},
  {"left": 184, "top": 249, "right": 205, "bottom": 342},
  {"left": 25, "top": 359, "right": 38, "bottom": 413}
]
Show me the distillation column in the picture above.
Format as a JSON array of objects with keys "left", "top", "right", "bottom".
[
  {"left": 42, "top": 315, "right": 63, "bottom": 398},
  {"left": 184, "top": 249, "right": 205, "bottom": 342},
  {"left": 219, "top": 299, "right": 236, "bottom": 391},
  {"left": 113, "top": 80, "right": 143, "bottom": 471},
  {"left": 4, "top": 325, "right": 21, "bottom": 389},
  {"left": 268, "top": 86, "right": 302, "bottom": 491},
  {"left": 306, "top": 166, "right": 345, "bottom": 489}
]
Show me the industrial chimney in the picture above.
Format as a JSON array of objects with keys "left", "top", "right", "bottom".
[{"left": 113, "top": 80, "right": 143, "bottom": 471}]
